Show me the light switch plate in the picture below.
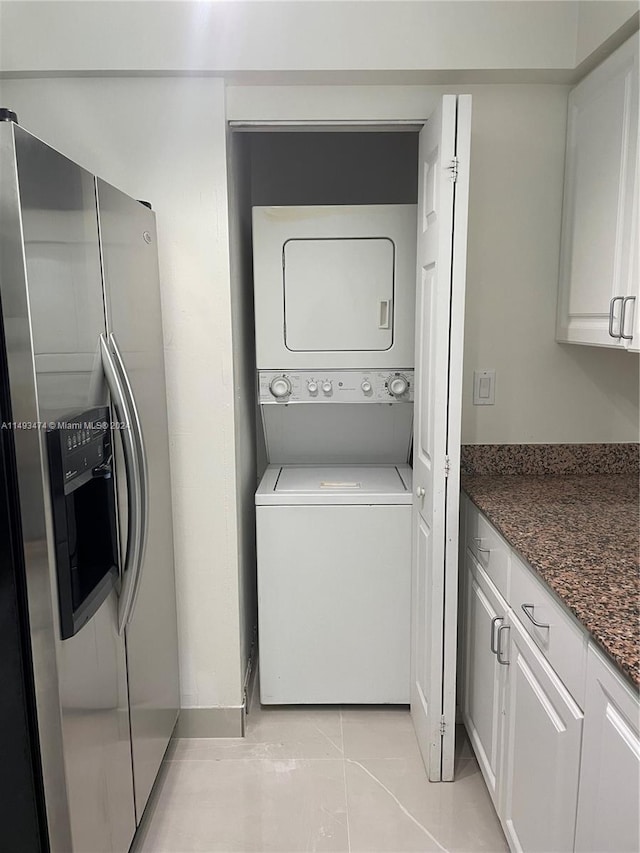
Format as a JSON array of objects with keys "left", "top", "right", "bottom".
[{"left": 473, "top": 369, "right": 495, "bottom": 405}]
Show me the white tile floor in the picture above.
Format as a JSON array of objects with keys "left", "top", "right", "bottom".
[{"left": 134, "top": 687, "right": 507, "bottom": 853}]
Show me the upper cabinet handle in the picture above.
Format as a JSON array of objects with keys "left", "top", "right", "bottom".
[
  {"left": 521, "top": 603, "right": 550, "bottom": 630},
  {"left": 609, "top": 296, "right": 624, "bottom": 339},
  {"left": 620, "top": 296, "right": 636, "bottom": 341},
  {"left": 379, "top": 300, "right": 391, "bottom": 329}
]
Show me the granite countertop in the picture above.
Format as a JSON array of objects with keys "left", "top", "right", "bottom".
[{"left": 460, "top": 445, "right": 640, "bottom": 689}]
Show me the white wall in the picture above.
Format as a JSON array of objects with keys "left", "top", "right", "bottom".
[
  {"left": 0, "top": 1, "right": 580, "bottom": 75},
  {"left": 226, "top": 130, "right": 258, "bottom": 687},
  {"left": 0, "top": 76, "right": 244, "bottom": 710}
]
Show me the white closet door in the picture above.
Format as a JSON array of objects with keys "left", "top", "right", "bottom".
[{"left": 411, "top": 94, "right": 471, "bottom": 781}]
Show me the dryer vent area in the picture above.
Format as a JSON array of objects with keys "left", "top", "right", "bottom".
[{"left": 226, "top": 128, "right": 420, "bottom": 702}]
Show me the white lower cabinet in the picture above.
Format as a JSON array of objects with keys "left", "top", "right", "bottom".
[
  {"left": 574, "top": 648, "right": 640, "bottom": 853},
  {"left": 460, "top": 499, "right": 639, "bottom": 853},
  {"left": 462, "top": 552, "right": 507, "bottom": 808},
  {"left": 499, "top": 615, "right": 583, "bottom": 853}
]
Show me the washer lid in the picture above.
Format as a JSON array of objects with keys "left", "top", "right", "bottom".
[{"left": 256, "top": 464, "right": 413, "bottom": 506}]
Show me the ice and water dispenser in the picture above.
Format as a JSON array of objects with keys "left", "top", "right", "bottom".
[{"left": 46, "top": 407, "right": 119, "bottom": 639}]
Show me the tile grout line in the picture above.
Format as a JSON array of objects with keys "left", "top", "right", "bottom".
[{"left": 340, "top": 708, "right": 352, "bottom": 853}]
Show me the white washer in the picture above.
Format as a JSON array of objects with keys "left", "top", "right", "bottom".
[{"left": 256, "top": 464, "right": 412, "bottom": 704}]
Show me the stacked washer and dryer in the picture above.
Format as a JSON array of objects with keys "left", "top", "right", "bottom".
[{"left": 253, "top": 204, "right": 417, "bottom": 705}]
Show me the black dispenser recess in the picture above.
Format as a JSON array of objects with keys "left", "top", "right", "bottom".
[{"left": 46, "top": 407, "right": 119, "bottom": 639}]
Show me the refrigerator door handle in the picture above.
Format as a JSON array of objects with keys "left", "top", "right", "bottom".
[
  {"left": 99, "top": 334, "right": 143, "bottom": 634},
  {"left": 109, "top": 332, "right": 150, "bottom": 630}
]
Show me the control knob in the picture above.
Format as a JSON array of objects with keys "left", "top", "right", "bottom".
[
  {"left": 387, "top": 374, "right": 410, "bottom": 398},
  {"left": 361, "top": 380, "right": 372, "bottom": 394},
  {"left": 307, "top": 380, "right": 318, "bottom": 395},
  {"left": 322, "top": 381, "right": 333, "bottom": 395},
  {"left": 269, "top": 376, "right": 292, "bottom": 399}
]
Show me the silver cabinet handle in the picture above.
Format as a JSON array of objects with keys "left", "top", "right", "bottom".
[
  {"left": 620, "top": 296, "right": 636, "bottom": 341},
  {"left": 521, "top": 603, "right": 550, "bottom": 630},
  {"left": 490, "top": 616, "right": 503, "bottom": 654},
  {"left": 609, "top": 296, "right": 624, "bottom": 338},
  {"left": 415, "top": 486, "right": 425, "bottom": 498},
  {"left": 109, "top": 333, "right": 149, "bottom": 632},
  {"left": 100, "top": 334, "right": 143, "bottom": 635},
  {"left": 473, "top": 536, "right": 490, "bottom": 555},
  {"left": 497, "top": 624, "right": 510, "bottom": 665}
]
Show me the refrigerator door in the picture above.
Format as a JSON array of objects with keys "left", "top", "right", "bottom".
[
  {"left": 0, "top": 295, "right": 48, "bottom": 853},
  {"left": 10, "top": 126, "right": 136, "bottom": 853},
  {"left": 97, "top": 179, "right": 180, "bottom": 819}
]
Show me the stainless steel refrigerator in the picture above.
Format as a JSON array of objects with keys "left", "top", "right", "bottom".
[{"left": 0, "top": 114, "right": 180, "bottom": 852}]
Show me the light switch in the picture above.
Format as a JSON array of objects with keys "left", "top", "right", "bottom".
[{"left": 473, "top": 369, "right": 495, "bottom": 406}]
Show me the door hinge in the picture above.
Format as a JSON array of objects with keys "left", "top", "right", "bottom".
[
  {"left": 444, "top": 455, "right": 451, "bottom": 477},
  {"left": 440, "top": 715, "right": 446, "bottom": 736},
  {"left": 447, "top": 157, "right": 459, "bottom": 182}
]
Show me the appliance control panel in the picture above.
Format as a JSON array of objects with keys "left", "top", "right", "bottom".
[
  {"left": 47, "top": 407, "right": 113, "bottom": 491},
  {"left": 259, "top": 369, "right": 415, "bottom": 403}
]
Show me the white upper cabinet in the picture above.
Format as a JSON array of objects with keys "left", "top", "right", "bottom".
[{"left": 557, "top": 34, "right": 639, "bottom": 350}]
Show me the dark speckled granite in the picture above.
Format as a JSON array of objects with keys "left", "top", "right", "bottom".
[
  {"left": 461, "top": 472, "right": 640, "bottom": 688},
  {"left": 462, "top": 443, "right": 639, "bottom": 476}
]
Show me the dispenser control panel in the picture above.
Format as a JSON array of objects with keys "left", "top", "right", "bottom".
[
  {"left": 258, "top": 369, "right": 415, "bottom": 403},
  {"left": 51, "top": 408, "right": 113, "bottom": 489}
]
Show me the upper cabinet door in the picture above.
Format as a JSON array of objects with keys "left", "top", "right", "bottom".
[
  {"left": 283, "top": 237, "right": 394, "bottom": 352},
  {"left": 557, "top": 34, "right": 639, "bottom": 348}
]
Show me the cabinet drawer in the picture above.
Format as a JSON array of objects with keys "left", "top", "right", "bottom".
[
  {"left": 465, "top": 502, "right": 510, "bottom": 600},
  {"left": 510, "top": 552, "right": 588, "bottom": 706}
]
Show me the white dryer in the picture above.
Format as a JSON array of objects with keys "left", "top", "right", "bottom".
[
  {"left": 256, "top": 464, "right": 412, "bottom": 704},
  {"left": 252, "top": 205, "right": 417, "bottom": 370}
]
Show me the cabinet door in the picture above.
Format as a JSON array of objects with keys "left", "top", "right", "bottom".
[
  {"left": 557, "top": 34, "right": 639, "bottom": 348},
  {"left": 574, "top": 647, "right": 640, "bottom": 853},
  {"left": 500, "top": 615, "right": 583, "bottom": 853},
  {"left": 624, "top": 165, "right": 639, "bottom": 351},
  {"left": 462, "top": 553, "right": 508, "bottom": 808}
]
